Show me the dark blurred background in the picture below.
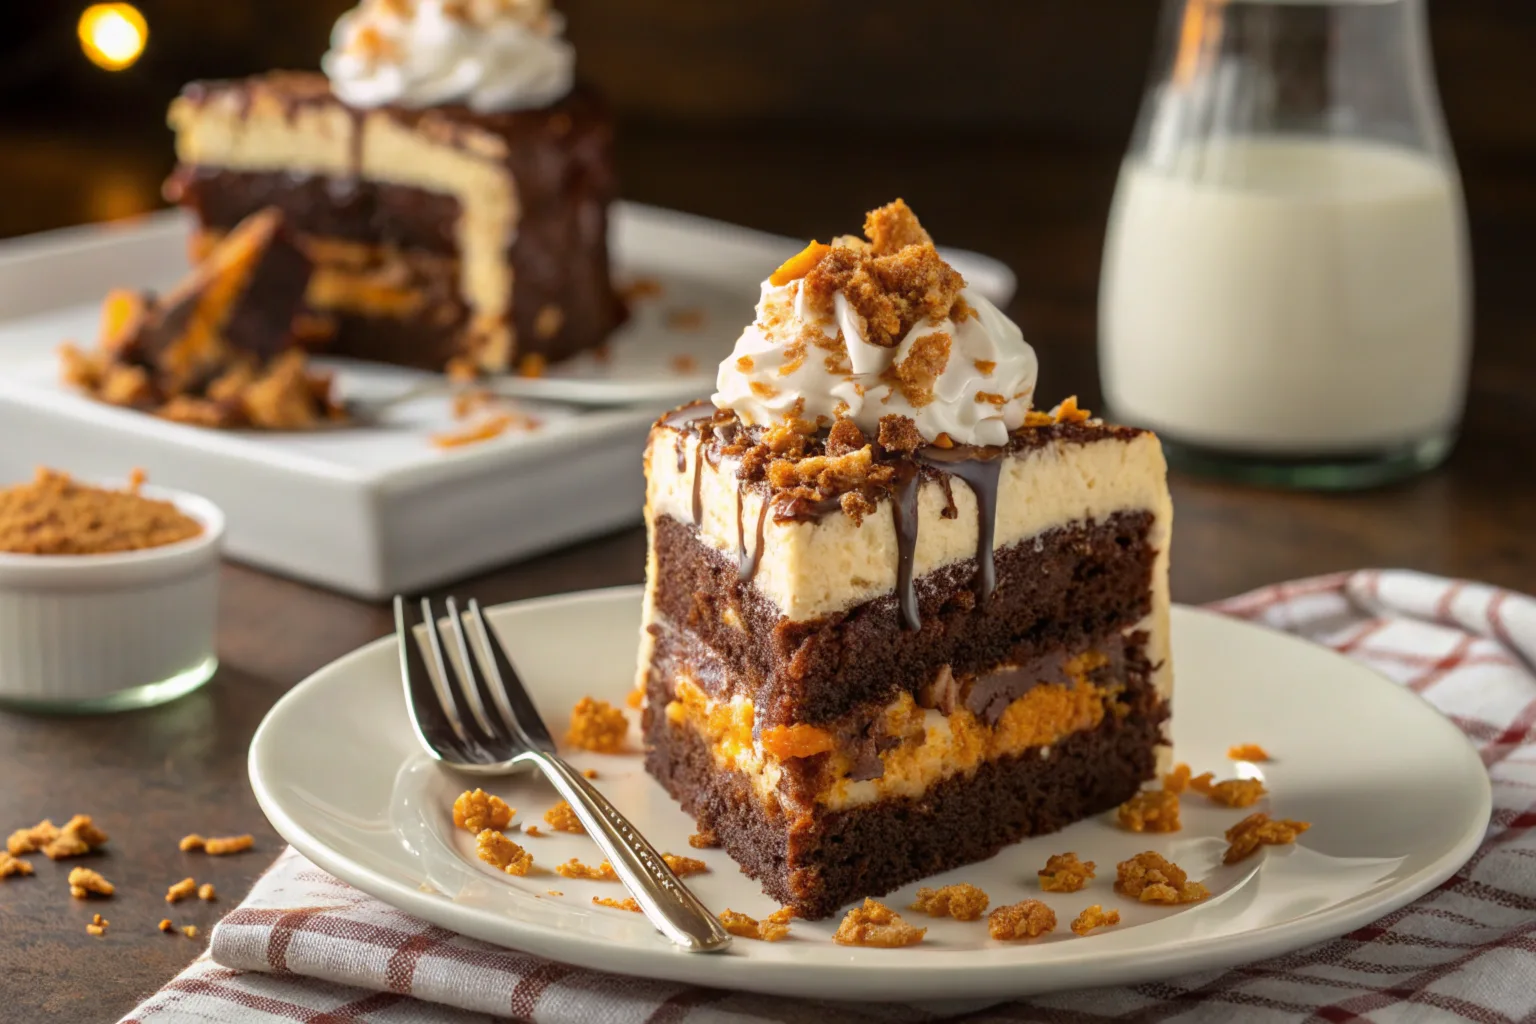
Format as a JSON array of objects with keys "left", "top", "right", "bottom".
[{"left": 1, "top": 1, "right": 1533, "bottom": 409}]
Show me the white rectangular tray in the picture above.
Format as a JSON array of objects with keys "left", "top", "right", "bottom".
[{"left": 0, "top": 204, "right": 1015, "bottom": 599}]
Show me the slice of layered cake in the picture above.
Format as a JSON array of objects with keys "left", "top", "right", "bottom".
[
  {"left": 163, "top": 0, "right": 622, "bottom": 375},
  {"left": 636, "top": 201, "right": 1173, "bottom": 919}
]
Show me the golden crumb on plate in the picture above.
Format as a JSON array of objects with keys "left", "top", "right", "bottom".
[
  {"left": 1038, "top": 852, "right": 1096, "bottom": 892},
  {"left": 554, "top": 858, "right": 617, "bottom": 881},
  {"left": 475, "top": 830, "right": 533, "bottom": 877},
  {"left": 1115, "top": 852, "right": 1208, "bottom": 905},
  {"left": 670, "top": 353, "right": 699, "bottom": 374},
  {"left": 430, "top": 410, "right": 541, "bottom": 449},
  {"left": 688, "top": 830, "right": 719, "bottom": 849},
  {"left": 988, "top": 900, "right": 1056, "bottom": 941},
  {"left": 68, "top": 866, "right": 114, "bottom": 898},
  {"left": 523, "top": 825, "right": 543, "bottom": 838},
  {"left": 546, "top": 889, "right": 563, "bottom": 896},
  {"left": 543, "top": 800, "right": 585, "bottom": 834},
  {"left": 909, "top": 883, "right": 989, "bottom": 921},
  {"left": 581, "top": 768, "right": 598, "bottom": 780},
  {"left": 165, "top": 877, "right": 197, "bottom": 903},
  {"left": 718, "top": 908, "right": 792, "bottom": 942},
  {"left": 453, "top": 789, "right": 514, "bottom": 834},
  {"left": 665, "top": 309, "right": 706, "bottom": 331},
  {"left": 0, "top": 851, "right": 33, "bottom": 879},
  {"left": 1117, "top": 789, "right": 1182, "bottom": 833},
  {"left": 1224, "top": 813, "right": 1311, "bottom": 864},
  {"left": 204, "top": 835, "right": 255, "bottom": 856},
  {"left": 1161, "top": 763, "right": 1192, "bottom": 794},
  {"left": 833, "top": 899, "right": 926, "bottom": 948},
  {"left": 1190, "top": 773, "right": 1267, "bottom": 808},
  {"left": 565, "top": 697, "right": 628, "bottom": 753},
  {"left": 592, "top": 896, "right": 641, "bottom": 912},
  {"left": 662, "top": 854, "right": 708, "bottom": 878},
  {"left": 624, "top": 688, "right": 644, "bottom": 710},
  {"left": 1227, "top": 743, "right": 1270, "bottom": 761},
  {"left": 1070, "top": 905, "right": 1121, "bottom": 935}
]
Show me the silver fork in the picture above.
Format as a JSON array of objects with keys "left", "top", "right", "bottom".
[{"left": 394, "top": 595, "right": 733, "bottom": 953}]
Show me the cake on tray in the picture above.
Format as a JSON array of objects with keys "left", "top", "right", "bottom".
[
  {"left": 162, "top": 0, "right": 622, "bottom": 375},
  {"left": 635, "top": 200, "right": 1173, "bottom": 920}
]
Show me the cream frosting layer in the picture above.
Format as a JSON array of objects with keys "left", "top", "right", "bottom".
[
  {"left": 642, "top": 425, "right": 1174, "bottom": 627},
  {"left": 168, "top": 85, "right": 516, "bottom": 370}
]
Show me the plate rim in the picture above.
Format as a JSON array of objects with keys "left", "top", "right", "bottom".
[{"left": 248, "top": 586, "right": 1492, "bottom": 1002}]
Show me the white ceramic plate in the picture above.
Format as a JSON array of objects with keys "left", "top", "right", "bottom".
[{"left": 249, "top": 588, "right": 1490, "bottom": 1003}]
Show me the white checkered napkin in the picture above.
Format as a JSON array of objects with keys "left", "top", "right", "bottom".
[{"left": 124, "top": 570, "right": 1536, "bottom": 1024}]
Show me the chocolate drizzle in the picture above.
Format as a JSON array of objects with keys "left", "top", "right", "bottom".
[
  {"left": 691, "top": 442, "right": 705, "bottom": 526},
  {"left": 891, "top": 465, "right": 922, "bottom": 631},
  {"left": 919, "top": 448, "right": 1005, "bottom": 603},
  {"left": 735, "top": 483, "right": 769, "bottom": 583}
]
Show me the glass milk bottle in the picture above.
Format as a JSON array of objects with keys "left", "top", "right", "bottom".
[{"left": 1099, "top": 0, "right": 1471, "bottom": 488}]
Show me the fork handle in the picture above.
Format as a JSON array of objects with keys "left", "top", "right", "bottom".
[{"left": 515, "top": 750, "right": 734, "bottom": 953}]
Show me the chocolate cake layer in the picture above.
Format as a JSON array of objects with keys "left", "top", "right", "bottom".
[
  {"left": 644, "top": 658, "right": 1167, "bottom": 920},
  {"left": 650, "top": 509, "right": 1156, "bottom": 728},
  {"left": 173, "top": 169, "right": 463, "bottom": 255}
]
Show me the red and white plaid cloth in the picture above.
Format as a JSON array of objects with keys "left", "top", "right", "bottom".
[{"left": 122, "top": 570, "right": 1536, "bottom": 1024}]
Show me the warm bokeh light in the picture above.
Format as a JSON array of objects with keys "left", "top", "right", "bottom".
[{"left": 77, "top": 3, "right": 148, "bottom": 72}]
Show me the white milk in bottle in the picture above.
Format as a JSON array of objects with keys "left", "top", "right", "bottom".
[{"left": 1099, "top": 137, "right": 1471, "bottom": 456}]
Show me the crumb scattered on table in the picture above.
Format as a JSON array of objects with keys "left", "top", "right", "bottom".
[
  {"left": 1227, "top": 744, "right": 1270, "bottom": 762},
  {"left": 543, "top": 801, "right": 584, "bottom": 834},
  {"left": 1038, "top": 852, "right": 1096, "bottom": 893},
  {"left": 204, "top": 835, "right": 255, "bottom": 856},
  {"left": 0, "top": 851, "right": 34, "bottom": 879},
  {"left": 42, "top": 815, "right": 109, "bottom": 860},
  {"left": 719, "top": 908, "right": 791, "bottom": 942},
  {"left": 7, "top": 820, "right": 61, "bottom": 855},
  {"left": 1071, "top": 905, "right": 1121, "bottom": 935},
  {"left": 592, "top": 896, "right": 641, "bottom": 913},
  {"left": 1115, "top": 852, "right": 1208, "bottom": 904},
  {"left": 1117, "top": 789, "right": 1182, "bottom": 833},
  {"left": 1224, "top": 813, "right": 1311, "bottom": 864},
  {"left": 198, "top": 883, "right": 216, "bottom": 901},
  {"left": 475, "top": 830, "right": 533, "bottom": 877},
  {"left": 909, "top": 883, "right": 989, "bottom": 921},
  {"left": 179, "top": 834, "right": 205, "bottom": 852},
  {"left": 159, "top": 918, "right": 174, "bottom": 933},
  {"left": 565, "top": 697, "right": 628, "bottom": 753},
  {"left": 988, "top": 900, "right": 1056, "bottom": 941},
  {"left": 182, "top": 925, "right": 199, "bottom": 938},
  {"left": 166, "top": 877, "right": 197, "bottom": 903},
  {"left": 833, "top": 898, "right": 926, "bottom": 948},
  {"left": 453, "top": 789, "right": 514, "bottom": 834},
  {"left": 68, "top": 866, "right": 114, "bottom": 898},
  {"left": 1190, "top": 773, "right": 1267, "bottom": 808}
]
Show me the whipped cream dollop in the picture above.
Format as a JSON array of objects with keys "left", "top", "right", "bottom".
[
  {"left": 321, "top": 0, "right": 575, "bottom": 113},
  {"left": 713, "top": 273, "right": 1038, "bottom": 449}
]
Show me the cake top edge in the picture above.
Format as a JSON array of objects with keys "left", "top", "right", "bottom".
[{"left": 651, "top": 400, "right": 1147, "bottom": 524}]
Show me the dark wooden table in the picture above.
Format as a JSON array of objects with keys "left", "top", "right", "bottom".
[{"left": 0, "top": 126, "right": 1532, "bottom": 1022}]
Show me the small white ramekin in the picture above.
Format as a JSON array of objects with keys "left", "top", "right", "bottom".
[{"left": 0, "top": 484, "right": 223, "bottom": 712}]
